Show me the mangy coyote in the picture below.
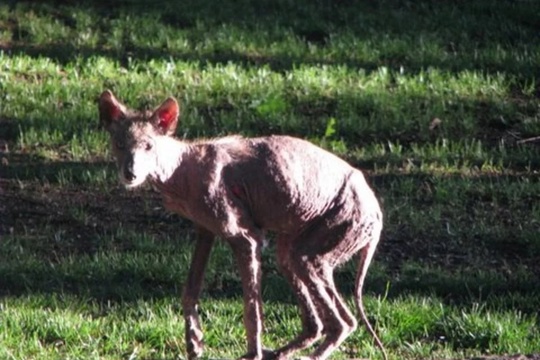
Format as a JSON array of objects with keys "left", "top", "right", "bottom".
[{"left": 98, "top": 90, "right": 387, "bottom": 360}]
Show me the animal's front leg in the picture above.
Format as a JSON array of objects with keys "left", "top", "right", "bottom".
[
  {"left": 182, "top": 227, "right": 215, "bottom": 360},
  {"left": 227, "top": 234, "right": 265, "bottom": 360}
]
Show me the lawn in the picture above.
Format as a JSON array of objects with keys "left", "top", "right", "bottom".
[{"left": 0, "top": 0, "right": 539, "bottom": 359}]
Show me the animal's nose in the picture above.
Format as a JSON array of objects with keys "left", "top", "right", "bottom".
[{"left": 124, "top": 168, "right": 136, "bottom": 182}]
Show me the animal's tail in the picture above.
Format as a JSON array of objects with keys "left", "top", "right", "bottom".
[{"left": 354, "top": 219, "right": 388, "bottom": 360}]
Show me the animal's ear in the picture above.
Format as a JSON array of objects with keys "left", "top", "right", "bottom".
[
  {"left": 151, "top": 97, "right": 179, "bottom": 136},
  {"left": 98, "top": 90, "right": 127, "bottom": 130}
]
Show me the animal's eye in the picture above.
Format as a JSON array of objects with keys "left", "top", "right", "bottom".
[
  {"left": 144, "top": 142, "right": 153, "bottom": 151},
  {"left": 115, "top": 140, "right": 125, "bottom": 149}
]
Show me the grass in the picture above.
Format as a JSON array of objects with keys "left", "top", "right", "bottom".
[{"left": 1, "top": 0, "right": 540, "bottom": 359}]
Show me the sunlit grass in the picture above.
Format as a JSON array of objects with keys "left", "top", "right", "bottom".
[
  {"left": 0, "top": 292, "right": 538, "bottom": 360},
  {"left": 2, "top": 53, "right": 537, "bottom": 166}
]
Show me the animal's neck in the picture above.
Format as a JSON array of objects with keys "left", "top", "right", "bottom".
[{"left": 151, "top": 136, "right": 191, "bottom": 184}]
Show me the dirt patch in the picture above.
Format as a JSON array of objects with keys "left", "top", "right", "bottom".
[{"left": 0, "top": 178, "right": 192, "bottom": 257}]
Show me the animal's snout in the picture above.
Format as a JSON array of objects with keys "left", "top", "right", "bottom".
[
  {"left": 117, "top": 154, "right": 147, "bottom": 188},
  {"left": 123, "top": 167, "right": 136, "bottom": 182}
]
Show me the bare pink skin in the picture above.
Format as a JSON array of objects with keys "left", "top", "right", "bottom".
[{"left": 98, "top": 90, "right": 388, "bottom": 360}]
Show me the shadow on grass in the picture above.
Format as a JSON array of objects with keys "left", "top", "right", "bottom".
[
  {"left": 1, "top": 156, "right": 540, "bottom": 315},
  {"left": 1, "top": 238, "right": 539, "bottom": 315},
  {"left": 2, "top": 154, "right": 112, "bottom": 183},
  {"left": 3, "top": 0, "right": 539, "bottom": 79}
]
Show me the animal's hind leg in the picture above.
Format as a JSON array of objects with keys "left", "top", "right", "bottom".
[
  {"left": 293, "top": 262, "right": 357, "bottom": 360},
  {"left": 275, "top": 230, "right": 359, "bottom": 359},
  {"left": 318, "top": 266, "right": 358, "bottom": 336},
  {"left": 268, "top": 238, "right": 324, "bottom": 360},
  {"left": 272, "top": 257, "right": 353, "bottom": 360},
  {"left": 288, "top": 216, "right": 365, "bottom": 360}
]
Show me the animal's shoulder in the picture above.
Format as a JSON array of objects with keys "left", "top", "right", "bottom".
[{"left": 191, "top": 135, "right": 255, "bottom": 162}]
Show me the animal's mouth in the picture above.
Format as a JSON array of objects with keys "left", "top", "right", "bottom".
[
  {"left": 122, "top": 180, "right": 139, "bottom": 189},
  {"left": 119, "top": 173, "right": 147, "bottom": 188}
]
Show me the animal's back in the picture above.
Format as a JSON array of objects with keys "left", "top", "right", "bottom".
[{"left": 221, "top": 135, "right": 377, "bottom": 234}]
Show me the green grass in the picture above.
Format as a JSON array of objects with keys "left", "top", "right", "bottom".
[
  {"left": 1, "top": 0, "right": 540, "bottom": 359},
  {"left": 1, "top": 294, "right": 538, "bottom": 360}
]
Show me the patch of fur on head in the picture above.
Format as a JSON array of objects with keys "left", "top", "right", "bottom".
[{"left": 98, "top": 90, "right": 182, "bottom": 187}]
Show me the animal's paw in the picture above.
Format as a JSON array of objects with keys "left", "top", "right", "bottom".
[
  {"left": 261, "top": 349, "right": 280, "bottom": 360},
  {"left": 185, "top": 330, "right": 204, "bottom": 360}
]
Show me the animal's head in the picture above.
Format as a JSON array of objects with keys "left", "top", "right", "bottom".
[{"left": 98, "top": 90, "right": 180, "bottom": 188}]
